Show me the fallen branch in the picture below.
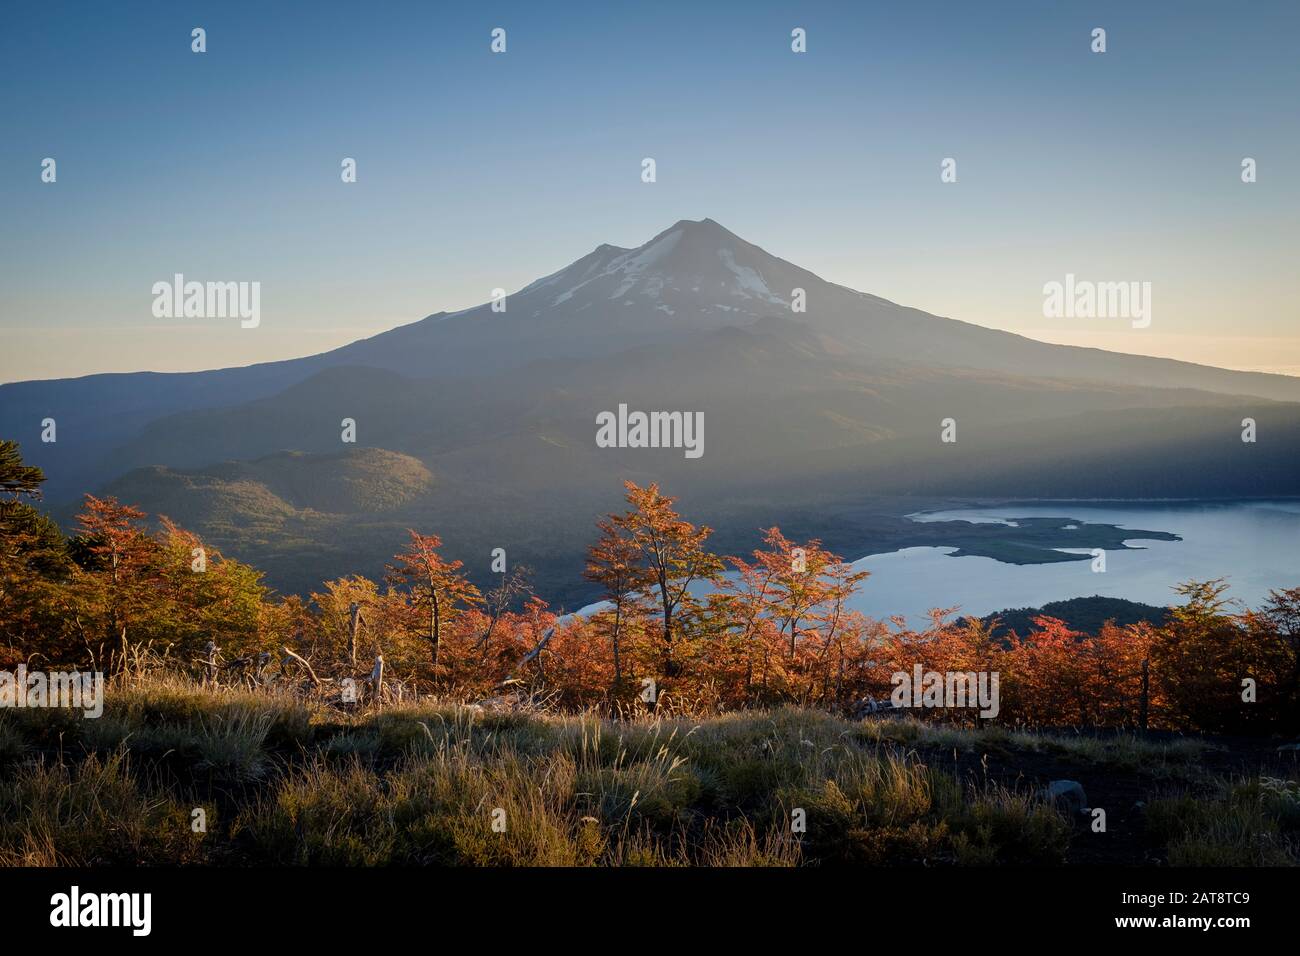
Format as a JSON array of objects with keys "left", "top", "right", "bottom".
[
  {"left": 499, "top": 626, "right": 555, "bottom": 686},
  {"left": 281, "top": 645, "right": 321, "bottom": 685}
]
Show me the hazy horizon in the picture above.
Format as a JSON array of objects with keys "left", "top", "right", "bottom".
[
  {"left": 4, "top": 212, "right": 1300, "bottom": 384},
  {"left": 3, "top": 0, "right": 1298, "bottom": 382}
]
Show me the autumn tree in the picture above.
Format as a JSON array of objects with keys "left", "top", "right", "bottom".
[
  {"left": 614, "top": 482, "right": 724, "bottom": 680},
  {"left": 716, "top": 528, "right": 866, "bottom": 704},
  {"left": 152, "top": 517, "right": 275, "bottom": 662},
  {"left": 1147, "top": 580, "right": 1257, "bottom": 733},
  {"left": 584, "top": 517, "right": 650, "bottom": 686},
  {"left": 743, "top": 528, "right": 868, "bottom": 658},
  {"left": 386, "top": 530, "right": 482, "bottom": 673},
  {"left": 1004, "top": 617, "right": 1094, "bottom": 726},
  {"left": 69, "top": 495, "right": 164, "bottom": 669},
  {"left": 311, "top": 574, "right": 382, "bottom": 669},
  {"left": 1256, "top": 587, "right": 1300, "bottom": 733}
]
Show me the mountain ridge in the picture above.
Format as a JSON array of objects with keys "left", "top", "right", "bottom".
[{"left": 4, "top": 217, "right": 1299, "bottom": 601}]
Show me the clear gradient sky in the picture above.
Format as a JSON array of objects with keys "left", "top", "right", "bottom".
[{"left": 2, "top": 0, "right": 1297, "bottom": 382}]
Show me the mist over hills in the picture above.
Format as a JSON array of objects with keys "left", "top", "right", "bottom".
[{"left": 4, "top": 218, "right": 1298, "bottom": 601}]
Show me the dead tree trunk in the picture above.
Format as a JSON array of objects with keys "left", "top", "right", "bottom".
[
  {"left": 203, "top": 641, "right": 218, "bottom": 687},
  {"left": 370, "top": 653, "right": 385, "bottom": 706},
  {"left": 348, "top": 603, "right": 364, "bottom": 670}
]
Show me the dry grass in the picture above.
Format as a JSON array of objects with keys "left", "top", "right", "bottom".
[
  {"left": 1146, "top": 776, "right": 1300, "bottom": 866},
  {"left": 0, "top": 672, "right": 1285, "bottom": 867}
]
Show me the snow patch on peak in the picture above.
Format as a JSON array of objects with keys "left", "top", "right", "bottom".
[
  {"left": 616, "top": 228, "right": 682, "bottom": 274},
  {"left": 606, "top": 229, "right": 681, "bottom": 300},
  {"left": 539, "top": 223, "right": 789, "bottom": 312},
  {"left": 551, "top": 229, "right": 685, "bottom": 305},
  {"left": 518, "top": 244, "right": 623, "bottom": 301},
  {"left": 717, "top": 248, "right": 785, "bottom": 305}
]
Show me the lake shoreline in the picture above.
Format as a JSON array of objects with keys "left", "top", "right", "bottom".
[{"left": 833, "top": 499, "right": 1300, "bottom": 627}]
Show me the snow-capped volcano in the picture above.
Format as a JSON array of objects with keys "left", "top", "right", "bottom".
[
  {"left": 434, "top": 217, "right": 801, "bottom": 337},
  {"left": 6, "top": 215, "right": 1300, "bottom": 508},
  {"left": 527, "top": 218, "right": 790, "bottom": 315},
  {"left": 333, "top": 217, "right": 1300, "bottom": 403},
  {"left": 330, "top": 217, "right": 830, "bottom": 376}
]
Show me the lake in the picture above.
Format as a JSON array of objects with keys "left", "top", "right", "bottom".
[{"left": 849, "top": 500, "right": 1300, "bottom": 627}]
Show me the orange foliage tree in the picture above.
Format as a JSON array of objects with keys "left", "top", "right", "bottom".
[
  {"left": 1, "top": 433, "right": 1296, "bottom": 735},
  {"left": 385, "top": 530, "right": 482, "bottom": 675}
]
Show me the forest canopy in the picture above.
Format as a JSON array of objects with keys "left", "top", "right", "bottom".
[{"left": 2, "top": 439, "right": 1297, "bottom": 735}]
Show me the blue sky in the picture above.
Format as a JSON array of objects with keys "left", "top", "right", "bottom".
[{"left": 2, "top": 0, "right": 1297, "bottom": 381}]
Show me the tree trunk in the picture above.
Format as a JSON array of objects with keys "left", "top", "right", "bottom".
[
  {"left": 429, "top": 594, "right": 441, "bottom": 669},
  {"left": 612, "top": 602, "right": 623, "bottom": 684},
  {"left": 661, "top": 601, "right": 677, "bottom": 677},
  {"left": 370, "top": 653, "right": 385, "bottom": 706},
  {"left": 348, "top": 603, "right": 362, "bottom": 669}
]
